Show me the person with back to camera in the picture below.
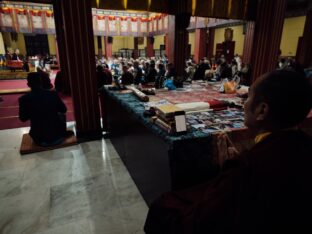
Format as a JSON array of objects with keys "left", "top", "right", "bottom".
[
  {"left": 120, "top": 65, "right": 134, "bottom": 86},
  {"left": 19, "top": 72, "right": 72, "bottom": 146},
  {"left": 144, "top": 69, "right": 312, "bottom": 234}
]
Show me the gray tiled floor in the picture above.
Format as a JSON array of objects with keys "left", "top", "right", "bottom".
[{"left": 0, "top": 123, "right": 148, "bottom": 234}]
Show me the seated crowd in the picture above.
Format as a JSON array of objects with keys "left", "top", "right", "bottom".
[
  {"left": 96, "top": 54, "right": 252, "bottom": 91},
  {"left": 94, "top": 53, "right": 309, "bottom": 92}
]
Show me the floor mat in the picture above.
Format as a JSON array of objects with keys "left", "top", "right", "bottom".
[{"left": 20, "top": 133, "right": 78, "bottom": 155}]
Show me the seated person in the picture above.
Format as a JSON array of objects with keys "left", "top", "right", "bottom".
[
  {"left": 144, "top": 69, "right": 312, "bottom": 234},
  {"left": 54, "top": 70, "right": 64, "bottom": 93},
  {"left": 133, "top": 61, "right": 144, "bottom": 85},
  {"left": 19, "top": 72, "right": 71, "bottom": 146},
  {"left": 37, "top": 67, "right": 53, "bottom": 90},
  {"left": 193, "top": 58, "right": 211, "bottom": 80},
  {"left": 120, "top": 65, "right": 134, "bottom": 86},
  {"left": 96, "top": 65, "right": 112, "bottom": 90},
  {"left": 145, "top": 62, "right": 158, "bottom": 83},
  {"left": 103, "top": 64, "right": 113, "bottom": 85},
  {"left": 165, "top": 63, "right": 177, "bottom": 79},
  {"left": 12, "top": 48, "right": 21, "bottom": 61}
]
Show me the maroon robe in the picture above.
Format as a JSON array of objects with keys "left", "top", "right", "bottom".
[{"left": 144, "top": 130, "right": 312, "bottom": 234}]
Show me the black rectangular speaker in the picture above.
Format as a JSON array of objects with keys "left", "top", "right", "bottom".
[
  {"left": 160, "top": 44, "right": 166, "bottom": 50},
  {"left": 108, "top": 36, "right": 113, "bottom": 44}
]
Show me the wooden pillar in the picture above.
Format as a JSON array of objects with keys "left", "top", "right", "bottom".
[
  {"left": 104, "top": 36, "right": 113, "bottom": 58},
  {"left": 56, "top": 0, "right": 101, "bottom": 139},
  {"left": 242, "top": 21, "right": 255, "bottom": 64},
  {"left": 194, "top": 28, "right": 207, "bottom": 64},
  {"left": 146, "top": 36, "right": 154, "bottom": 57},
  {"left": 53, "top": 0, "right": 70, "bottom": 94},
  {"left": 133, "top": 37, "right": 139, "bottom": 59},
  {"left": 164, "top": 0, "right": 191, "bottom": 76},
  {"left": 296, "top": 9, "right": 312, "bottom": 67},
  {"left": 97, "top": 36, "right": 103, "bottom": 56},
  {"left": 54, "top": 35, "right": 59, "bottom": 65},
  {"left": 207, "top": 28, "right": 215, "bottom": 61},
  {"left": 174, "top": 13, "right": 190, "bottom": 76},
  {"left": 165, "top": 15, "right": 175, "bottom": 64},
  {"left": 250, "top": 0, "right": 286, "bottom": 82}
]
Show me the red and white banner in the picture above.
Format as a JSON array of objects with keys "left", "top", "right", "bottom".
[
  {"left": 96, "top": 15, "right": 106, "bottom": 35},
  {"left": 108, "top": 16, "right": 117, "bottom": 34},
  {"left": 131, "top": 17, "right": 138, "bottom": 33},
  {"left": 15, "top": 9, "right": 30, "bottom": 33},
  {"left": 158, "top": 17, "right": 163, "bottom": 31},
  {"left": 163, "top": 15, "right": 168, "bottom": 29},
  {"left": 0, "top": 8, "right": 14, "bottom": 30},
  {"left": 120, "top": 17, "right": 128, "bottom": 34},
  {"left": 149, "top": 19, "right": 153, "bottom": 32},
  {"left": 140, "top": 18, "right": 148, "bottom": 33},
  {"left": 153, "top": 18, "right": 157, "bottom": 32},
  {"left": 45, "top": 10, "right": 55, "bottom": 34},
  {"left": 30, "top": 10, "right": 44, "bottom": 33}
]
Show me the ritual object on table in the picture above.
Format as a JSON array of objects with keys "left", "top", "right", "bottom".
[
  {"left": 141, "top": 88, "right": 156, "bottom": 95},
  {"left": 175, "top": 102, "right": 210, "bottom": 113},
  {"left": 127, "top": 86, "right": 149, "bottom": 102},
  {"left": 151, "top": 116, "right": 174, "bottom": 134}
]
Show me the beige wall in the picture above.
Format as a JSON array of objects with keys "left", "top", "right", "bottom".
[
  {"left": 280, "top": 16, "right": 306, "bottom": 57},
  {"left": 2, "top": 32, "right": 26, "bottom": 55},
  {"left": 188, "top": 31, "right": 195, "bottom": 55},
  {"left": 0, "top": 32, "right": 5, "bottom": 54},
  {"left": 213, "top": 25, "right": 245, "bottom": 56},
  {"left": 47, "top": 34, "right": 56, "bottom": 55},
  {"left": 112, "top": 36, "right": 135, "bottom": 52},
  {"left": 153, "top": 35, "right": 165, "bottom": 50}
]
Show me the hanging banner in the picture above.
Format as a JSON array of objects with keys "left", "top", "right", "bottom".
[
  {"left": 15, "top": 9, "right": 30, "bottom": 33},
  {"left": 131, "top": 17, "right": 138, "bottom": 36},
  {"left": 140, "top": 18, "right": 148, "bottom": 36},
  {"left": 149, "top": 18, "right": 153, "bottom": 33},
  {"left": 158, "top": 16, "right": 163, "bottom": 32},
  {"left": 0, "top": 7, "right": 14, "bottom": 32},
  {"left": 119, "top": 16, "right": 128, "bottom": 36},
  {"left": 45, "top": 10, "right": 55, "bottom": 34},
  {"left": 153, "top": 17, "right": 157, "bottom": 32},
  {"left": 30, "top": 10, "right": 45, "bottom": 33},
  {"left": 97, "top": 15, "right": 106, "bottom": 35},
  {"left": 188, "top": 16, "right": 196, "bottom": 29},
  {"left": 92, "top": 15, "right": 98, "bottom": 35},
  {"left": 108, "top": 16, "right": 117, "bottom": 35},
  {"left": 163, "top": 15, "right": 168, "bottom": 30}
]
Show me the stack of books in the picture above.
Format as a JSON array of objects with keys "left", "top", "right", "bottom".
[{"left": 152, "top": 104, "right": 185, "bottom": 134}]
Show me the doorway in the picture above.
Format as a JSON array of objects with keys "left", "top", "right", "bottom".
[{"left": 24, "top": 34, "right": 49, "bottom": 56}]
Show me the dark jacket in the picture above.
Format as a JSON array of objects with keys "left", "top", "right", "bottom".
[
  {"left": 146, "top": 67, "right": 158, "bottom": 83},
  {"left": 144, "top": 130, "right": 312, "bottom": 234},
  {"left": 193, "top": 63, "right": 211, "bottom": 80},
  {"left": 121, "top": 71, "right": 134, "bottom": 85},
  {"left": 19, "top": 89, "right": 67, "bottom": 145}
]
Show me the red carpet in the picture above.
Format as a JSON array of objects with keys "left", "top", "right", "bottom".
[
  {"left": 0, "top": 79, "right": 29, "bottom": 89},
  {"left": 0, "top": 76, "right": 55, "bottom": 90},
  {"left": 0, "top": 93, "right": 74, "bottom": 130}
]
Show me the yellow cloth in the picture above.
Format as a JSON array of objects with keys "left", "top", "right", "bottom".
[{"left": 255, "top": 132, "right": 271, "bottom": 144}]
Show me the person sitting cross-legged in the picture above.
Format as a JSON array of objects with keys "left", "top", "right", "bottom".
[
  {"left": 19, "top": 72, "right": 72, "bottom": 146},
  {"left": 144, "top": 69, "right": 312, "bottom": 234}
]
